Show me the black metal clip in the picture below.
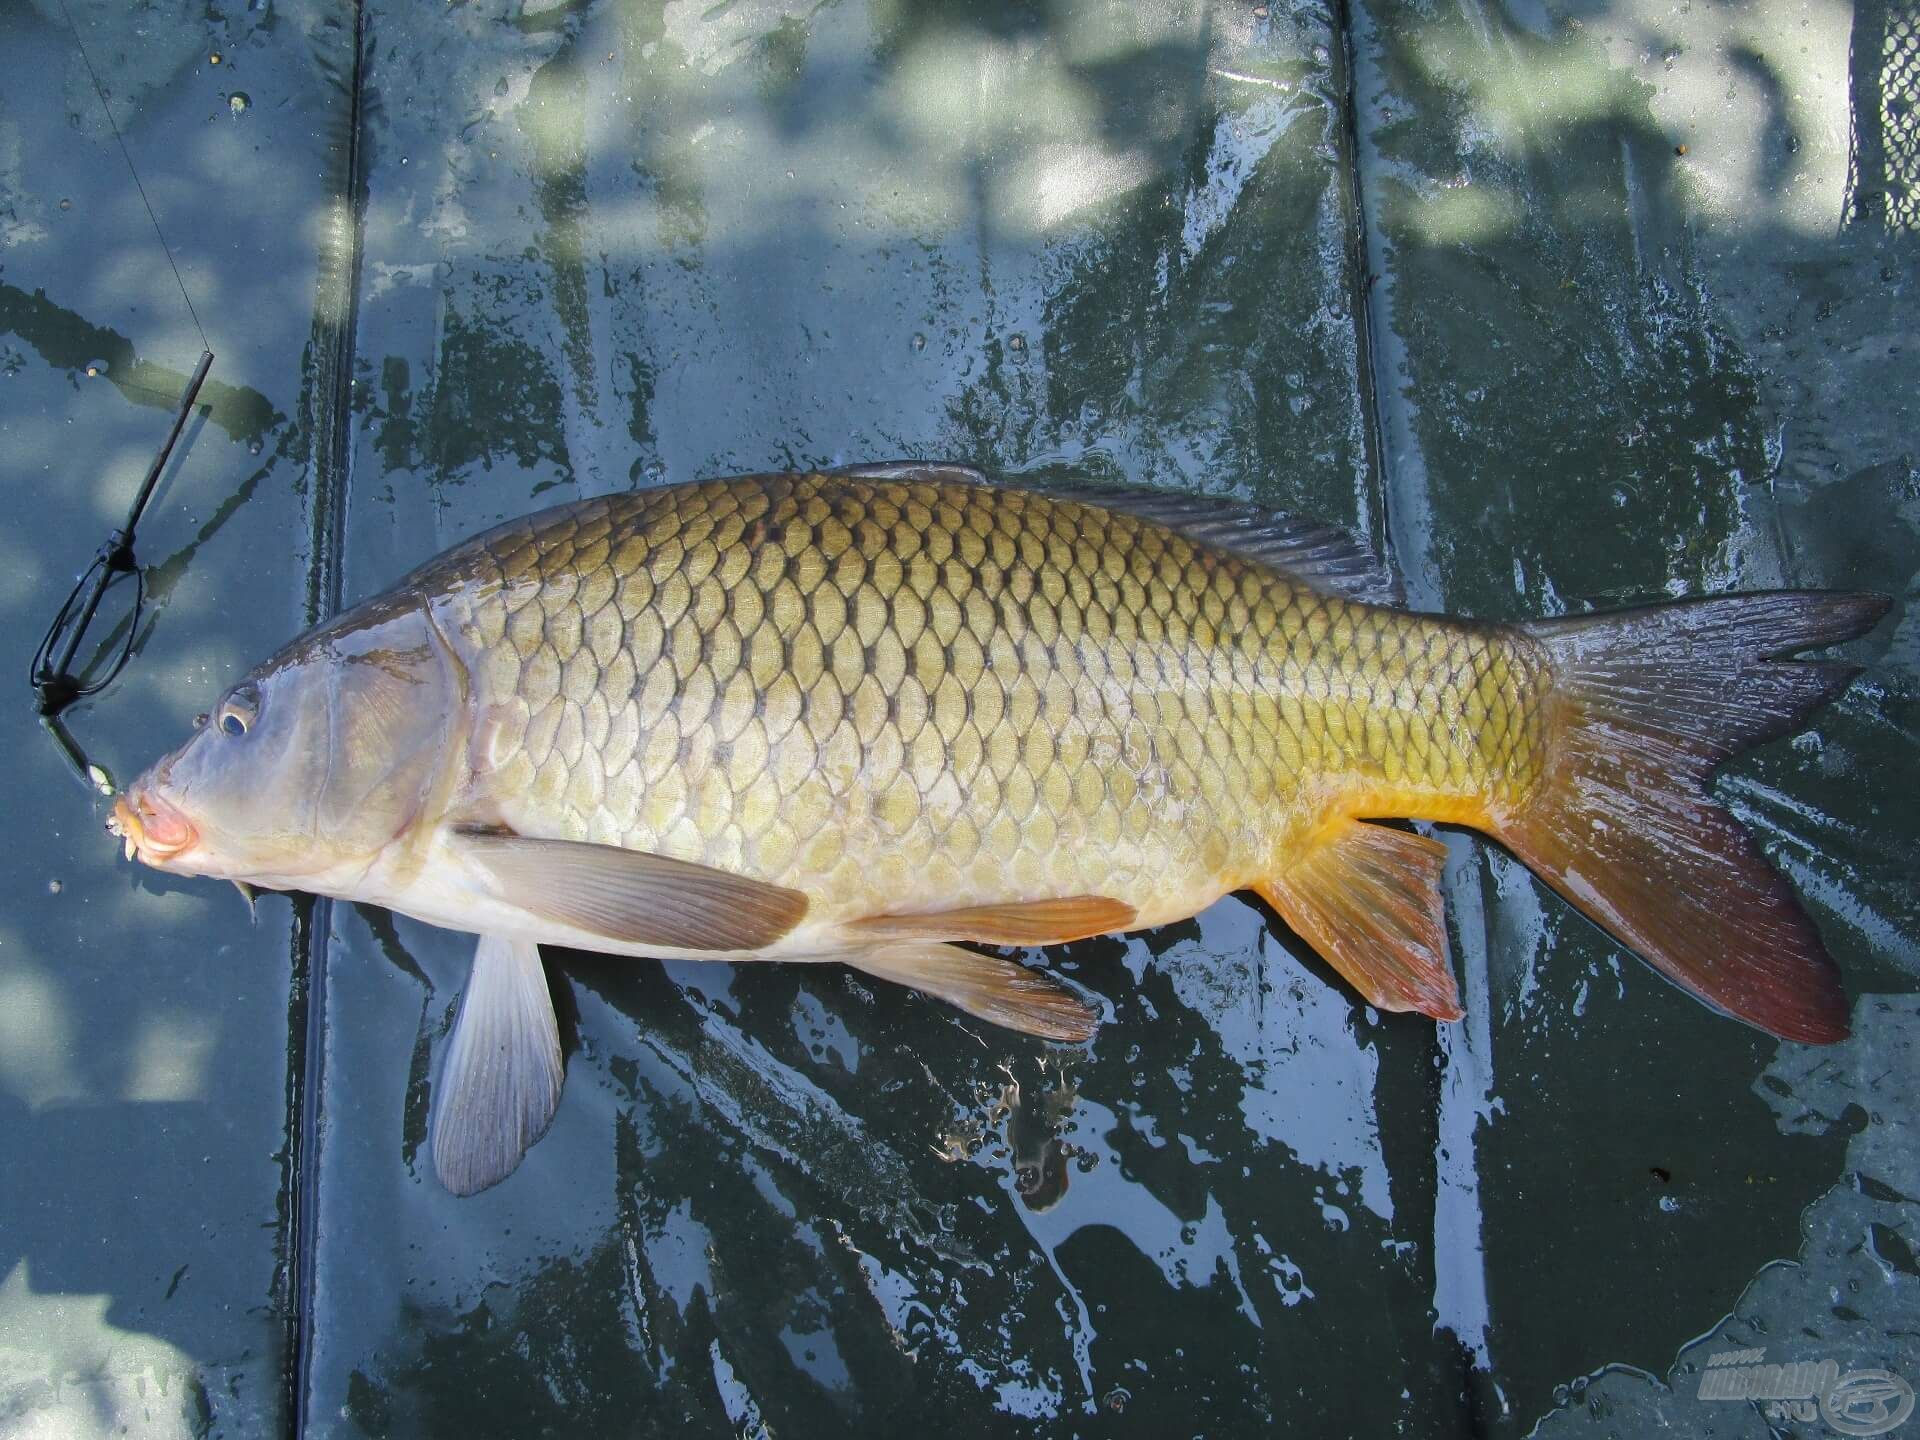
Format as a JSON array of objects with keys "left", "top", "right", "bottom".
[{"left": 30, "top": 349, "right": 213, "bottom": 717}]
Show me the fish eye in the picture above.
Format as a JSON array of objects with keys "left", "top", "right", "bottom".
[{"left": 217, "top": 683, "right": 260, "bottom": 738}]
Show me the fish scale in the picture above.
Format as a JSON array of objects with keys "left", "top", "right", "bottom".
[{"left": 433, "top": 472, "right": 1553, "bottom": 930}]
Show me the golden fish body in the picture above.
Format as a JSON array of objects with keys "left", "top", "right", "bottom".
[
  {"left": 419, "top": 469, "right": 1551, "bottom": 947},
  {"left": 113, "top": 462, "right": 1880, "bottom": 1194}
]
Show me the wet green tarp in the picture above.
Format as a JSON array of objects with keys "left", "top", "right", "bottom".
[{"left": 0, "top": 0, "right": 1913, "bottom": 1435}]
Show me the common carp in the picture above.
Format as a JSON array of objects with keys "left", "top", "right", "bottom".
[{"left": 108, "top": 464, "right": 1885, "bottom": 1194}]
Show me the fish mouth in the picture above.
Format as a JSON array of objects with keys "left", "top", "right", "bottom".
[{"left": 108, "top": 789, "right": 199, "bottom": 865}]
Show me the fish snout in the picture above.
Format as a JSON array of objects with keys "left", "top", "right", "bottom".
[{"left": 110, "top": 788, "right": 199, "bottom": 864}]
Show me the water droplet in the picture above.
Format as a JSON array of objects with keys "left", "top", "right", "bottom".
[
  {"left": 210, "top": 52, "right": 222, "bottom": 65},
  {"left": 229, "top": 92, "right": 251, "bottom": 116},
  {"left": 84, "top": 358, "right": 108, "bottom": 377},
  {"left": 59, "top": 197, "right": 72, "bottom": 211},
  {"left": 247, "top": 438, "right": 263, "bottom": 455},
  {"left": 47, "top": 879, "right": 63, "bottom": 895},
  {"left": 910, "top": 332, "right": 926, "bottom": 351}
]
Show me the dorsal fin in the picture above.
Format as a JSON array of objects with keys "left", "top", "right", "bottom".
[
  {"left": 814, "top": 465, "right": 1403, "bottom": 606},
  {"left": 1039, "top": 483, "right": 1405, "bottom": 606},
  {"left": 828, "top": 461, "right": 992, "bottom": 486}
]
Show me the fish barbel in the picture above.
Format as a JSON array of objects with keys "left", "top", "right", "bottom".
[{"left": 108, "top": 464, "right": 1886, "bottom": 1194}]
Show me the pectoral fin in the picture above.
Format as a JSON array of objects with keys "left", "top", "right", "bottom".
[
  {"left": 431, "top": 934, "right": 564, "bottom": 1197},
  {"left": 846, "top": 895, "right": 1136, "bottom": 946},
  {"left": 847, "top": 941, "right": 1098, "bottom": 1042},
  {"left": 451, "top": 828, "right": 807, "bottom": 951},
  {"left": 1256, "top": 820, "right": 1464, "bottom": 1021}
]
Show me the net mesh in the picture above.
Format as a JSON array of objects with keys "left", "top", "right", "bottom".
[{"left": 1847, "top": 0, "right": 1920, "bottom": 230}]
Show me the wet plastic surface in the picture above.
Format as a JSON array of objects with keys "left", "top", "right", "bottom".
[
  {"left": 2, "top": 0, "right": 1915, "bottom": 1436},
  {"left": 1, "top": 3, "right": 356, "bottom": 1434}
]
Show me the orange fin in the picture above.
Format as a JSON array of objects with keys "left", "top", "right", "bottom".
[
  {"left": 845, "top": 942, "right": 1098, "bottom": 1042},
  {"left": 1257, "top": 820, "right": 1464, "bottom": 1021},
  {"left": 1498, "top": 591, "right": 1886, "bottom": 1044},
  {"left": 846, "top": 896, "right": 1136, "bottom": 946}
]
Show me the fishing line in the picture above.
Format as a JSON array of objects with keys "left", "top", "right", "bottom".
[
  {"left": 49, "top": 0, "right": 210, "bottom": 353},
  {"left": 30, "top": 2, "right": 217, "bottom": 729}
]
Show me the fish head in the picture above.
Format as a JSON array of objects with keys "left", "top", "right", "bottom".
[{"left": 110, "top": 600, "right": 459, "bottom": 892}]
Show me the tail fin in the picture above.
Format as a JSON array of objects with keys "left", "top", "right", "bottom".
[{"left": 1496, "top": 591, "right": 1888, "bottom": 1044}]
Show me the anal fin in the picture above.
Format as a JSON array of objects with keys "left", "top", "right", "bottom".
[
  {"left": 431, "top": 934, "right": 565, "bottom": 1197},
  {"left": 1257, "top": 820, "right": 1463, "bottom": 1022},
  {"left": 846, "top": 942, "right": 1098, "bottom": 1042},
  {"left": 846, "top": 895, "right": 1136, "bottom": 946}
]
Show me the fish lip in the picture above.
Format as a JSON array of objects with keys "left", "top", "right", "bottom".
[{"left": 109, "top": 789, "right": 199, "bottom": 864}]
